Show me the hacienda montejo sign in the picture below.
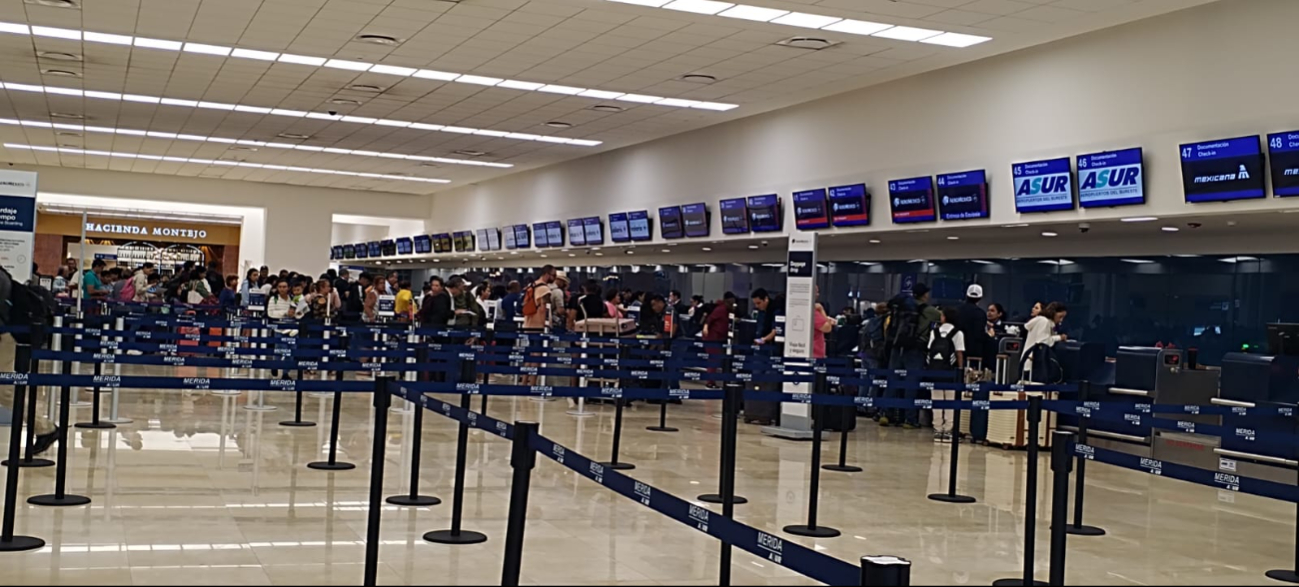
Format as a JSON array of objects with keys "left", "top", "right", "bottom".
[{"left": 85, "top": 222, "right": 208, "bottom": 239}]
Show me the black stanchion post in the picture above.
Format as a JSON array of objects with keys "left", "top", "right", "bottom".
[
  {"left": 424, "top": 359, "right": 488, "bottom": 545},
  {"left": 992, "top": 395, "right": 1047, "bottom": 587},
  {"left": 699, "top": 351, "right": 748, "bottom": 505},
  {"left": 501, "top": 421, "right": 539, "bottom": 587},
  {"left": 600, "top": 398, "right": 635, "bottom": 471},
  {"left": 74, "top": 356, "right": 115, "bottom": 430},
  {"left": 647, "top": 341, "right": 677, "bottom": 433},
  {"left": 1048, "top": 430, "right": 1073, "bottom": 586},
  {"left": 28, "top": 330, "right": 91, "bottom": 507},
  {"left": 3, "top": 336, "right": 52, "bottom": 468},
  {"left": 860, "top": 555, "right": 912, "bottom": 586},
  {"left": 1266, "top": 408, "right": 1299, "bottom": 584},
  {"left": 280, "top": 365, "right": 315, "bottom": 427},
  {"left": 824, "top": 421, "right": 862, "bottom": 473},
  {"left": 0, "top": 332, "right": 44, "bottom": 551},
  {"left": 1064, "top": 381, "right": 1103, "bottom": 537},
  {"left": 363, "top": 376, "right": 393, "bottom": 587},
  {"left": 786, "top": 372, "right": 841, "bottom": 538},
  {"left": 308, "top": 335, "right": 356, "bottom": 471},
  {"left": 717, "top": 383, "right": 741, "bottom": 587},
  {"left": 929, "top": 378, "right": 975, "bottom": 504},
  {"left": 386, "top": 388, "right": 441, "bottom": 507}
]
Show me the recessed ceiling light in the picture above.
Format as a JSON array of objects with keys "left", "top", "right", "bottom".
[
  {"left": 1162, "top": 226, "right": 1180, "bottom": 232},
  {"left": 41, "top": 69, "right": 80, "bottom": 77},
  {"left": 276, "top": 132, "right": 311, "bottom": 140},
  {"left": 679, "top": 73, "right": 718, "bottom": 84},
  {"left": 328, "top": 98, "right": 363, "bottom": 106},
  {"left": 947, "top": 236, "right": 959, "bottom": 240},
  {"left": 37, "top": 51, "right": 81, "bottom": 61},
  {"left": 355, "top": 33, "right": 401, "bottom": 46},
  {"left": 869, "top": 239, "right": 881, "bottom": 244},
  {"left": 1041, "top": 231, "right": 1059, "bottom": 237},
  {"left": 347, "top": 84, "right": 384, "bottom": 93},
  {"left": 748, "top": 245, "right": 759, "bottom": 249},
  {"left": 702, "top": 247, "right": 712, "bottom": 252},
  {"left": 49, "top": 112, "right": 83, "bottom": 120},
  {"left": 660, "top": 249, "right": 670, "bottom": 253},
  {"left": 625, "top": 250, "right": 634, "bottom": 255},
  {"left": 1121, "top": 216, "right": 1158, "bottom": 223},
  {"left": 595, "top": 252, "right": 604, "bottom": 257},
  {"left": 1003, "top": 223, "right": 1030, "bottom": 228},
  {"left": 1121, "top": 259, "right": 1155, "bottom": 264},
  {"left": 545, "top": 121, "right": 573, "bottom": 129}
]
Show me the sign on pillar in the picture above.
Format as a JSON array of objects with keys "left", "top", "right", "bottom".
[
  {"left": 762, "top": 232, "right": 818, "bottom": 440},
  {"left": 0, "top": 171, "right": 38, "bottom": 282}
]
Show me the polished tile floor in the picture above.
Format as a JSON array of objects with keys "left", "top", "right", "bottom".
[{"left": 0, "top": 365, "right": 1294, "bottom": 585}]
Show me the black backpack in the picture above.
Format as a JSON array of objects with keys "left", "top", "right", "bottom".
[
  {"left": 0, "top": 266, "right": 56, "bottom": 345},
  {"left": 885, "top": 296, "right": 927, "bottom": 351},
  {"left": 926, "top": 326, "right": 960, "bottom": 370}
]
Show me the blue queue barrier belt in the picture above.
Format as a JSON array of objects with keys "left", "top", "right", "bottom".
[
  {"left": 1051, "top": 399, "right": 1296, "bottom": 418},
  {"left": 1053, "top": 402, "right": 1299, "bottom": 450},
  {"left": 1073, "top": 442, "right": 1299, "bottom": 503},
  {"left": 389, "top": 383, "right": 862, "bottom": 587},
  {"left": 0, "top": 372, "right": 375, "bottom": 392}
]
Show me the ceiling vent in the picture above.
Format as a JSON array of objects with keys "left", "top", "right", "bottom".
[
  {"left": 329, "top": 98, "right": 363, "bottom": 106},
  {"left": 277, "top": 132, "right": 311, "bottom": 140},
  {"left": 26, "top": 0, "right": 79, "bottom": 8},
  {"left": 355, "top": 33, "right": 401, "bottom": 46},
  {"left": 37, "top": 51, "right": 81, "bottom": 62},
  {"left": 775, "top": 37, "right": 840, "bottom": 50},
  {"left": 678, "top": 73, "right": 718, "bottom": 84},
  {"left": 545, "top": 121, "right": 573, "bottom": 129},
  {"left": 41, "top": 68, "right": 80, "bottom": 78},
  {"left": 346, "top": 84, "right": 385, "bottom": 93},
  {"left": 591, "top": 105, "right": 624, "bottom": 113},
  {"left": 49, "top": 112, "right": 83, "bottom": 120},
  {"left": 452, "top": 150, "right": 487, "bottom": 157}
]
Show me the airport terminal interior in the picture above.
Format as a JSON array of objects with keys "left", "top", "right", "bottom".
[{"left": 3, "top": 0, "right": 1299, "bottom": 585}]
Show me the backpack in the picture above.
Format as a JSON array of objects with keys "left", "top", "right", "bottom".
[
  {"left": 860, "top": 315, "right": 886, "bottom": 357},
  {"left": 521, "top": 282, "right": 541, "bottom": 317},
  {"left": 0, "top": 266, "right": 56, "bottom": 345},
  {"left": 885, "top": 295, "right": 927, "bottom": 351},
  {"left": 926, "top": 326, "right": 960, "bottom": 370},
  {"left": 119, "top": 272, "right": 137, "bottom": 301}
]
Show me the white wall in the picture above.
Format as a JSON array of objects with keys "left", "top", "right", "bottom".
[
  {"left": 15, "top": 165, "right": 429, "bottom": 274},
  {"left": 428, "top": 0, "right": 1299, "bottom": 246}
]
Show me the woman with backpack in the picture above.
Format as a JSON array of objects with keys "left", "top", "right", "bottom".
[{"left": 927, "top": 306, "right": 966, "bottom": 443}]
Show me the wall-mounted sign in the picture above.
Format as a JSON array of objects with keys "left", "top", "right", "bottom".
[
  {"left": 84, "top": 223, "right": 209, "bottom": 239},
  {"left": 0, "top": 170, "right": 37, "bottom": 282}
]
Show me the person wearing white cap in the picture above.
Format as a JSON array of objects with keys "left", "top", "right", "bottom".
[{"left": 954, "top": 283, "right": 989, "bottom": 373}]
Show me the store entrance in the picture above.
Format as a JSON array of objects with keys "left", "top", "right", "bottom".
[{"left": 37, "top": 208, "right": 243, "bottom": 282}]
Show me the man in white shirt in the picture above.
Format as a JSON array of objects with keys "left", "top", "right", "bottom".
[{"left": 928, "top": 306, "right": 966, "bottom": 442}]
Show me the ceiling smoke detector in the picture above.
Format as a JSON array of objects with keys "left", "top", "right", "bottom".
[
  {"left": 27, "top": 0, "right": 79, "bottom": 8},
  {"left": 49, "top": 112, "right": 83, "bottom": 120},
  {"left": 329, "top": 98, "right": 363, "bottom": 106},
  {"left": 354, "top": 33, "right": 401, "bottom": 46},
  {"left": 678, "top": 73, "right": 718, "bottom": 84},
  {"left": 37, "top": 51, "right": 81, "bottom": 62},
  {"left": 591, "top": 105, "right": 624, "bottom": 113},
  {"left": 775, "top": 37, "right": 840, "bottom": 50},
  {"left": 276, "top": 132, "right": 311, "bottom": 140},
  {"left": 452, "top": 150, "right": 487, "bottom": 157},
  {"left": 41, "top": 68, "right": 80, "bottom": 78},
  {"left": 346, "top": 84, "right": 385, "bottom": 93}
]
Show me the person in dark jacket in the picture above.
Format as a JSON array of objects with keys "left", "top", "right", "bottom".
[
  {"left": 954, "top": 284, "right": 989, "bottom": 371},
  {"left": 418, "top": 277, "right": 453, "bottom": 326}
]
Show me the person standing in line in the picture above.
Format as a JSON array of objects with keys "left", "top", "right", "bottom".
[
  {"left": 82, "top": 258, "right": 110, "bottom": 299},
  {"left": 984, "top": 302, "right": 1008, "bottom": 367},
  {"left": 267, "top": 279, "right": 299, "bottom": 319},
  {"left": 928, "top": 306, "right": 966, "bottom": 443},
  {"left": 361, "top": 273, "right": 379, "bottom": 323},
  {"left": 205, "top": 260, "right": 223, "bottom": 297},
  {"left": 394, "top": 280, "right": 414, "bottom": 321},
  {"left": 1021, "top": 302, "right": 1068, "bottom": 381},
  {"left": 882, "top": 282, "right": 940, "bottom": 429},
  {"left": 604, "top": 289, "right": 623, "bottom": 319},
  {"left": 417, "top": 276, "right": 453, "bottom": 326},
  {"left": 520, "top": 266, "right": 556, "bottom": 386},
  {"left": 702, "top": 292, "right": 737, "bottom": 389},
  {"left": 859, "top": 301, "right": 890, "bottom": 417},
  {"left": 747, "top": 288, "right": 784, "bottom": 425},
  {"left": 500, "top": 280, "right": 522, "bottom": 322},
  {"left": 669, "top": 290, "right": 689, "bottom": 319},
  {"left": 954, "top": 284, "right": 989, "bottom": 372},
  {"left": 131, "top": 262, "right": 154, "bottom": 302},
  {"left": 550, "top": 271, "right": 570, "bottom": 332}
]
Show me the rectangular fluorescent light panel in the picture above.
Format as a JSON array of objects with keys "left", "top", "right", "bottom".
[
  {"left": 183, "top": 43, "right": 232, "bottom": 56},
  {"left": 873, "top": 26, "right": 942, "bottom": 41},
  {"left": 822, "top": 19, "right": 893, "bottom": 36},
  {"left": 663, "top": 0, "right": 734, "bottom": 15},
  {"left": 922, "top": 32, "right": 991, "bottom": 48},
  {"left": 717, "top": 5, "right": 787, "bottom": 22},
  {"left": 771, "top": 12, "right": 842, "bottom": 29}
]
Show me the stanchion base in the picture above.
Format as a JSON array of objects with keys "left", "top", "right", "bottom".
[
  {"left": 103, "top": 417, "right": 133, "bottom": 425},
  {"left": 565, "top": 410, "right": 595, "bottom": 417},
  {"left": 386, "top": 495, "right": 442, "bottom": 507},
  {"left": 307, "top": 461, "right": 356, "bottom": 471},
  {"left": 698, "top": 493, "right": 748, "bottom": 505},
  {"left": 1266, "top": 570, "right": 1299, "bottom": 583},
  {"left": 1063, "top": 524, "right": 1106, "bottom": 537},
  {"left": 822, "top": 464, "right": 863, "bottom": 473},
  {"left": 27, "top": 494, "right": 91, "bottom": 507},
  {"left": 646, "top": 426, "right": 679, "bottom": 432},
  {"left": 600, "top": 461, "right": 636, "bottom": 471},
  {"left": 2, "top": 458, "right": 55, "bottom": 468},
  {"left": 307, "top": 392, "right": 332, "bottom": 399},
  {"left": 70, "top": 401, "right": 92, "bottom": 408},
  {"left": 991, "top": 579, "right": 1048, "bottom": 586},
  {"left": 243, "top": 406, "right": 278, "bottom": 412},
  {"left": 423, "top": 529, "right": 487, "bottom": 545},
  {"left": 783, "top": 524, "right": 841, "bottom": 538},
  {"left": 927, "top": 493, "right": 977, "bottom": 504},
  {"left": 209, "top": 390, "right": 242, "bottom": 397},
  {"left": 74, "top": 422, "right": 116, "bottom": 430},
  {"left": 279, "top": 421, "right": 317, "bottom": 428},
  {"left": 0, "top": 535, "right": 45, "bottom": 552}
]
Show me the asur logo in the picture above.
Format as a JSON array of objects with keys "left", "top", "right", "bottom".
[
  {"left": 1016, "top": 176, "right": 1070, "bottom": 196},
  {"left": 1081, "top": 167, "right": 1140, "bottom": 190}
]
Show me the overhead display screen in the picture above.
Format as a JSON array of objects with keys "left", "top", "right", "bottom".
[
  {"left": 343, "top": 244, "right": 356, "bottom": 259},
  {"left": 367, "top": 241, "right": 381, "bottom": 257},
  {"left": 380, "top": 239, "right": 396, "bottom": 256},
  {"left": 486, "top": 228, "right": 500, "bottom": 251},
  {"left": 682, "top": 203, "right": 709, "bottom": 238},
  {"left": 1077, "top": 147, "right": 1144, "bottom": 208},
  {"left": 413, "top": 235, "right": 431, "bottom": 254},
  {"left": 545, "top": 221, "right": 564, "bottom": 248},
  {"left": 628, "top": 210, "right": 651, "bottom": 242},
  {"left": 829, "top": 184, "right": 869, "bottom": 227},
  {"left": 504, "top": 227, "right": 517, "bottom": 249},
  {"left": 514, "top": 225, "right": 530, "bottom": 248},
  {"left": 395, "top": 238, "right": 412, "bottom": 255},
  {"left": 888, "top": 176, "right": 936, "bottom": 224},
  {"left": 475, "top": 229, "right": 489, "bottom": 250},
  {"left": 747, "top": 194, "right": 782, "bottom": 232},
  {"left": 330, "top": 246, "right": 341, "bottom": 260},
  {"left": 1013, "top": 158, "right": 1074, "bottom": 213},
  {"left": 454, "top": 231, "right": 475, "bottom": 252},
  {"left": 659, "top": 206, "right": 684, "bottom": 239},
  {"left": 1269, "top": 131, "right": 1299, "bottom": 197},
  {"left": 793, "top": 189, "right": 829, "bottom": 230},
  {"left": 609, "top": 213, "right": 631, "bottom": 243},
  {"left": 438, "top": 233, "right": 453, "bottom": 253},
  {"left": 355, "top": 243, "right": 368, "bottom": 259},
  {"left": 1181, "top": 136, "right": 1266, "bottom": 202},
  {"left": 532, "top": 222, "right": 549, "bottom": 247},
  {"left": 937, "top": 170, "right": 989, "bottom": 221},
  {"left": 720, "top": 198, "right": 749, "bottom": 234},
  {"left": 568, "top": 219, "right": 586, "bottom": 246},
  {"left": 583, "top": 217, "right": 604, "bottom": 245}
]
